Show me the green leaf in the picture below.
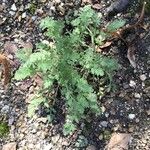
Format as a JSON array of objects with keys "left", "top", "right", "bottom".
[
  {"left": 14, "top": 65, "right": 33, "bottom": 80},
  {"left": 106, "top": 19, "right": 126, "bottom": 32},
  {"left": 63, "top": 121, "right": 76, "bottom": 136},
  {"left": 28, "top": 95, "right": 46, "bottom": 117}
]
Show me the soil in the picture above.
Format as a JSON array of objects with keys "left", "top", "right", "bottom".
[{"left": 0, "top": 0, "right": 149, "bottom": 150}]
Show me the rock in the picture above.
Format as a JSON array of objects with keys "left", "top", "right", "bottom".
[
  {"left": 8, "top": 115, "right": 15, "bottom": 125},
  {"left": 129, "top": 80, "right": 136, "bottom": 87},
  {"left": 1, "top": 105, "right": 10, "bottom": 113},
  {"left": 107, "top": 0, "right": 129, "bottom": 15},
  {"left": 22, "top": 12, "right": 26, "bottom": 18},
  {"left": 105, "top": 112, "right": 109, "bottom": 118},
  {"left": 134, "top": 93, "right": 141, "bottom": 99},
  {"left": 99, "top": 134, "right": 103, "bottom": 140},
  {"left": 9, "top": 11, "right": 15, "bottom": 16},
  {"left": 2, "top": 142, "right": 17, "bottom": 150},
  {"left": 128, "top": 114, "right": 135, "bottom": 120},
  {"left": 51, "top": 135, "right": 60, "bottom": 144},
  {"left": 100, "top": 121, "right": 108, "bottom": 127},
  {"left": 11, "top": 4, "right": 17, "bottom": 11},
  {"left": 140, "top": 74, "right": 147, "bottom": 81},
  {"left": 28, "top": 143, "right": 34, "bottom": 149},
  {"left": 86, "top": 145, "right": 96, "bottom": 150},
  {"left": 44, "top": 143, "right": 53, "bottom": 150}
]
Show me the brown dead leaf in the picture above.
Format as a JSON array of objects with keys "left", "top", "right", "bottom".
[
  {"left": 127, "top": 44, "right": 136, "bottom": 68},
  {"left": 106, "top": 133, "right": 131, "bottom": 150},
  {"left": 0, "top": 54, "right": 11, "bottom": 86},
  {"left": 2, "top": 142, "right": 17, "bottom": 150},
  {"left": 92, "top": 4, "right": 102, "bottom": 10},
  {"left": 99, "top": 41, "right": 112, "bottom": 49},
  {"left": 96, "top": 41, "right": 112, "bottom": 52}
]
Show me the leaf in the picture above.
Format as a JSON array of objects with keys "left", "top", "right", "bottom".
[
  {"left": 127, "top": 44, "right": 136, "bottom": 68},
  {"left": 106, "top": 133, "right": 131, "bottom": 150},
  {"left": 14, "top": 65, "right": 33, "bottom": 80},
  {"left": 28, "top": 95, "right": 46, "bottom": 117},
  {"left": 106, "top": 19, "right": 126, "bottom": 32},
  {"left": 63, "top": 122, "right": 76, "bottom": 136},
  {"left": 99, "top": 41, "right": 112, "bottom": 49}
]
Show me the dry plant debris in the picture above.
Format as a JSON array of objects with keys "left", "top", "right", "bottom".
[{"left": 0, "top": 54, "right": 11, "bottom": 86}]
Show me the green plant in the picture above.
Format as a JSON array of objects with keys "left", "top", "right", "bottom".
[
  {"left": 15, "top": 5, "right": 125, "bottom": 135},
  {"left": 0, "top": 122, "right": 9, "bottom": 138}
]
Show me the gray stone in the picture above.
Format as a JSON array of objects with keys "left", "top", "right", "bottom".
[
  {"left": 100, "top": 121, "right": 108, "bottom": 127},
  {"left": 1, "top": 105, "right": 10, "bottom": 113},
  {"left": 140, "top": 74, "right": 147, "bottom": 81}
]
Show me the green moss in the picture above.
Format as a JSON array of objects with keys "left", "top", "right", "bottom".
[{"left": 0, "top": 122, "right": 9, "bottom": 138}]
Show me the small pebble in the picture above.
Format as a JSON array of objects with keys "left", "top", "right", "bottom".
[
  {"left": 11, "top": 4, "right": 17, "bottom": 11},
  {"left": 140, "top": 74, "right": 147, "bottom": 81},
  {"left": 134, "top": 93, "right": 141, "bottom": 99},
  {"left": 128, "top": 114, "right": 135, "bottom": 119},
  {"left": 129, "top": 80, "right": 136, "bottom": 87},
  {"left": 100, "top": 121, "right": 108, "bottom": 127},
  {"left": 9, "top": 11, "right": 16, "bottom": 15},
  {"left": 22, "top": 12, "right": 26, "bottom": 18}
]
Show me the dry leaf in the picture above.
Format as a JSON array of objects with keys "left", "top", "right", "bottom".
[
  {"left": 99, "top": 41, "right": 112, "bottom": 49},
  {"left": 92, "top": 4, "right": 102, "bottom": 10},
  {"left": 127, "top": 44, "right": 136, "bottom": 68},
  {"left": 33, "top": 73, "right": 43, "bottom": 87},
  {"left": 0, "top": 54, "right": 11, "bottom": 85},
  {"left": 106, "top": 133, "right": 131, "bottom": 150},
  {"left": 2, "top": 142, "right": 17, "bottom": 150},
  {"left": 96, "top": 41, "right": 112, "bottom": 52}
]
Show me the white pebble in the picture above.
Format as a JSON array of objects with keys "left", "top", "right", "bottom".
[
  {"left": 128, "top": 114, "right": 135, "bottom": 119},
  {"left": 140, "top": 74, "right": 146, "bottom": 81},
  {"left": 11, "top": 4, "right": 17, "bottom": 11},
  {"left": 9, "top": 11, "right": 15, "bottom": 15},
  {"left": 22, "top": 12, "right": 26, "bottom": 18},
  {"left": 129, "top": 80, "right": 136, "bottom": 87},
  {"left": 134, "top": 93, "right": 141, "bottom": 99}
]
